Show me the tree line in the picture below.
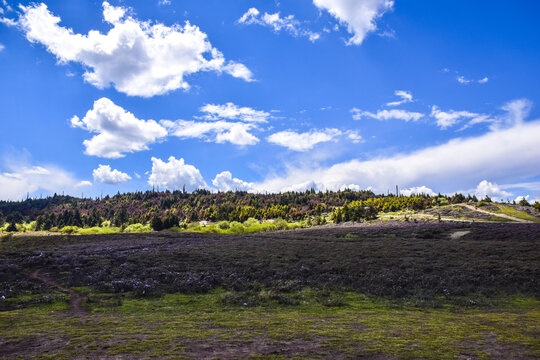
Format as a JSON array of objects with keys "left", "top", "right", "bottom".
[{"left": 0, "top": 188, "right": 534, "bottom": 231}]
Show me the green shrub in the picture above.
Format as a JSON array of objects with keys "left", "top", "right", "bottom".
[
  {"left": 101, "top": 220, "right": 112, "bottom": 228},
  {"left": 243, "top": 218, "right": 259, "bottom": 227},
  {"left": 273, "top": 218, "right": 288, "bottom": 230},
  {"left": 217, "top": 221, "right": 230, "bottom": 230},
  {"left": 77, "top": 226, "right": 121, "bottom": 235},
  {"left": 123, "top": 223, "right": 152, "bottom": 233},
  {"left": 60, "top": 226, "right": 79, "bottom": 234},
  {"left": 228, "top": 221, "right": 244, "bottom": 233}
]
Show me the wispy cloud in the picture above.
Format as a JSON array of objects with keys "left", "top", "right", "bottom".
[
  {"left": 386, "top": 90, "right": 413, "bottom": 107},
  {"left": 238, "top": 7, "right": 320, "bottom": 42},
  {"left": 267, "top": 128, "right": 342, "bottom": 151},
  {"left": 352, "top": 108, "right": 423, "bottom": 122}
]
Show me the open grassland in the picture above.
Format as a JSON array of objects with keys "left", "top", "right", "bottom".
[{"left": 0, "top": 222, "right": 539, "bottom": 359}]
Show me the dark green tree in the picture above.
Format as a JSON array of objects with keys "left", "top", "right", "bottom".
[
  {"left": 150, "top": 216, "right": 164, "bottom": 231},
  {"left": 114, "top": 207, "right": 129, "bottom": 227}
]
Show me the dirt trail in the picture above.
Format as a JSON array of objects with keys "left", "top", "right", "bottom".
[
  {"left": 460, "top": 204, "right": 532, "bottom": 223},
  {"left": 450, "top": 230, "right": 471, "bottom": 239},
  {"left": 29, "top": 269, "right": 86, "bottom": 314}
]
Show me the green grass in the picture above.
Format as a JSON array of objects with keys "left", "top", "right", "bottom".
[
  {"left": 494, "top": 204, "right": 540, "bottom": 222},
  {"left": 0, "top": 290, "right": 538, "bottom": 359}
]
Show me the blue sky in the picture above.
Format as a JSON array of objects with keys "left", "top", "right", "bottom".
[{"left": 1, "top": 0, "right": 539, "bottom": 202}]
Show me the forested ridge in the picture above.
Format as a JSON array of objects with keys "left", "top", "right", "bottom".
[{"left": 0, "top": 189, "right": 489, "bottom": 231}]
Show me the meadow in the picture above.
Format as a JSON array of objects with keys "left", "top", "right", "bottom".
[{"left": 1, "top": 221, "right": 538, "bottom": 359}]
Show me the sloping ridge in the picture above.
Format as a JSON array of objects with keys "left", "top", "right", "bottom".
[{"left": 460, "top": 204, "right": 533, "bottom": 223}]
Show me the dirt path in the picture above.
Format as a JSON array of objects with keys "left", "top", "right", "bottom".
[
  {"left": 450, "top": 230, "right": 471, "bottom": 239},
  {"left": 460, "top": 204, "right": 532, "bottom": 223},
  {"left": 29, "top": 269, "right": 86, "bottom": 314}
]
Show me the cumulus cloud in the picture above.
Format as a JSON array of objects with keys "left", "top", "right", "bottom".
[
  {"left": 339, "top": 184, "right": 363, "bottom": 191},
  {"left": 71, "top": 98, "right": 167, "bottom": 158},
  {"left": 267, "top": 128, "right": 342, "bottom": 151},
  {"left": 400, "top": 186, "right": 436, "bottom": 197},
  {"left": 92, "top": 164, "right": 131, "bottom": 184},
  {"left": 162, "top": 120, "right": 259, "bottom": 146},
  {"left": 475, "top": 180, "right": 512, "bottom": 201},
  {"left": 514, "top": 195, "right": 530, "bottom": 203},
  {"left": 253, "top": 120, "right": 540, "bottom": 193},
  {"left": 199, "top": 103, "right": 270, "bottom": 123},
  {"left": 0, "top": 162, "right": 86, "bottom": 201},
  {"left": 148, "top": 156, "right": 207, "bottom": 191},
  {"left": 313, "top": 0, "right": 394, "bottom": 45},
  {"left": 352, "top": 108, "right": 423, "bottom": 122},
  {"left": 16, "top": 2, "right": 252, "bottom": 97},
  {"left": 386, "top": 90, "right": 413, "bottom": 107},
  {"left": 238, "top": 7, "right": 320, "bottom": 42},
  {"left": 212, "top": 171, "right": 254, "bottom": 192}
]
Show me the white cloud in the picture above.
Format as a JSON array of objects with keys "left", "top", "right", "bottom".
[
  {"left": 456, "top": 75, "right": 489, "bottom": 85},
  {"left": 478, "top": 77, "right": 489, "bottom": 84},
  {"left": 71, "top": 98, "right": 167, "bottom": 158},
  {"left": 16, "top": 2, "right": 253, "bottom": 97},
  {"left": 475, "top": 180, "right": 512, "bottom": 201},
  {"left": 0, "top": 43, "right": 4, "bottom": 51},
  {"left": 400, "top": 186, "right": 436, "bottom": 197},
  {"left": 514, "top": 195, "right": 530, "bottom": 203},
  {"left": 499, "top": 181, "right": 540, "bottom": 192},
  {"left": 431, "top": 99, "right": 531, "bottom": 131},
  {"left": 212, "top": 171, "right": 254, "bottom": 192},
  {"left": 0, "top": 163, "right": 84, "bottom": 201},
  {"left": 0, "top": 17, "right": 16, "bottom": 26},
  {"left": 199, "top": 103, "right": 270, "bottom": 123},
  {"left": 339, "top": 184, "right": 362, "bottom": 191},
  {"left": 457, "top": 75, "right": 472, "bottom": 84},
  {"left": 238, "top": 7, "right": 320, "bottom": 42},
  {"left": 162, "top": 120, "right": 259, "bottom": 146},
  {"left": 148, "top": 156, "right": 207, "bottom": 192},
  {"left": 158, "top": 0, "right": 171, "bottom": 5},
  {"left": 498, "top": 98, "right": 531, "bottom": 129},
  {"left": 92, "top": 164, "right": 131, "bottom": 184},
  {"left": 345, "top": 130, "right": 363, "bottom": 143},
  {"left": 353, "top": 108, "right": 423, "bottom": 122},
  {"left": 430, "top": 106, "right": 490, "bottom": 130},
  {"left": 267, "top": 128, "right": 342, "bottom": 151},
  {"left": 313, "top": 0, "right": 394, "bottom": 45},
  {"left": 386, "top": 90, "right": 413, "bottom": 107},
  {"left": 253, "top": 120, "right": 540, "bottom": 193},
  {"left": 76, "top": 180, "right": 93, "bottom": 188}
]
